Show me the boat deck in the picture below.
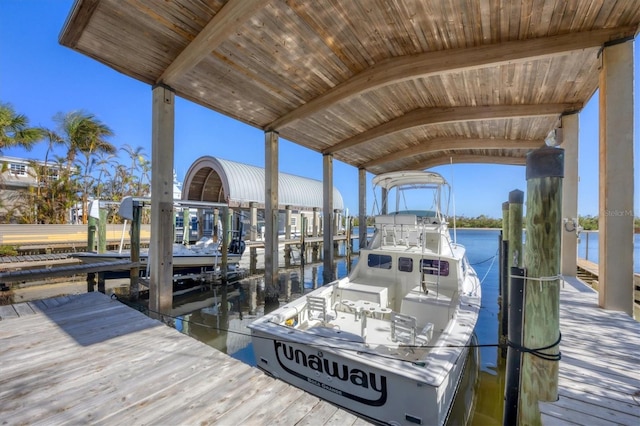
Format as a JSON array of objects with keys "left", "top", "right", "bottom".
[
  {"left": 0, "top": 292, "right": 372, "bottom": 425},
  {"left": 539, "top": 276, "right": 640, "bottom": 425}
]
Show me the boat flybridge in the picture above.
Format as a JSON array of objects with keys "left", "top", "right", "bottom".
[{"left": 249, "top": 170, "right": 481, "bottom": 426}]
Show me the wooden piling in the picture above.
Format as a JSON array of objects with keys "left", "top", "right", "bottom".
[
  {"left": 129, "top": 201, "right": 141, "bottom": 300},
  {"left": 520, "top": 147, "right": 564, "bottom": 425},
  {"left": 499, "top": 201, "right": 510, "bottom": 350},
  {"left": 508, "top": 190, "right": 524, "bottom": 268},
  {"left": 98, "top": 207, "right": 107, "bottom": 253},
  {"left": 87, "top": 216, "right": 97, "bottom": 252}
]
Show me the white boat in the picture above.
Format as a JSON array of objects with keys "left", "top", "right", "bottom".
[
  {"left": 249, "top": 170, "right": 481, "bottom": 426},
  {"left": 73, "top": 237, "right": 243, "bottom": 274}
]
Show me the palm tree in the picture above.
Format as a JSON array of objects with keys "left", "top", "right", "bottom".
[
  {"left": 0, "top": 102, "right": 43, "bottom": 153},
  {"left": 55, "top": 111, "right": 116, "bottom": 223}
]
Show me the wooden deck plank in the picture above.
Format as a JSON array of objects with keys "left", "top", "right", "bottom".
[
  {"left": 0, "top": 304, "right": 18, "bottom": 320},
  {"left": 0, "top": 292, "right": 371, "bottom": 425},
  {"left": 539, "top": 276, "right": 640, "bottom": 425}
]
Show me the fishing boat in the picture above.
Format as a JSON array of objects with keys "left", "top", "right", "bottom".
[
  {"left": 72, "top": 237, "right": 244, "bottom": 276},
  {"left": 249, "top": 170, "right": 481, "bottom": 426}
]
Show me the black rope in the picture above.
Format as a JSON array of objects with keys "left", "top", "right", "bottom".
[
  {"left": 470, "top": 250, "right": 498, "bottom": 266},
  {"left": 507, "top": 333, "right": 562, "bottom": 362}
]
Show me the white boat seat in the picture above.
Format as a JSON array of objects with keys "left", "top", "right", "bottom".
[
  {"left": 306, "top": 295, "right": 328, "bottom": 324},
  {"left": 391, "top": 312, "right": 417, "bottom": 346}
]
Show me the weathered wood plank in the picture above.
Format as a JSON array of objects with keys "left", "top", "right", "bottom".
[
  {"left": 0, "top": 293, "right": 370, "bottom": 425},
  {"left": 540, "top": 277, "right": 640, "bottom": 425},
  {"left": 0, "top": 304, "right": 18, "bottom": 320}
]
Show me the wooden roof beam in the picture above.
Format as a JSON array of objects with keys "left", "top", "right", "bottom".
[
  {"left": 268, "top": 27, "right": 636, "bottom": 131},
  {"left": 397, "top": 154, "right": 528, "bottom": 172},
  {"left": 324, "top": 103, "right": 579, "bottom": 154},
  {"left": 361, "top": 138, "right": 544, "bottom": 168},
  {"left": 157, "top": 0, "right": 265, "bottom": 86}
]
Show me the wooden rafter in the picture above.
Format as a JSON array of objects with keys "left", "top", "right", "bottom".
[
  {"left": 361, "top": 138, "right": 544, "bottom": 168},
  {"left": 323, "top": 104, "right": 580, "bottom": 154},
  {"left": 157, "top": 0, "right": 266, "bottom": 86},
  {"left": 268, "top": 27, "right": 635, "bottom": 131},
  {"left": 399, "top": 153, "right": 528, "bottom": 172}
]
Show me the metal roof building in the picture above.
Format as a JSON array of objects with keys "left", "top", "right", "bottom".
[{"left": 182, "top": 156, "right": 344, "bottom": 212}]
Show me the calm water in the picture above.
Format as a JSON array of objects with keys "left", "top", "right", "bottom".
[
  {"left": 578, "top": 231, "right": 640, "bottom": 273},
  {"left": 171, "top": 228, "right": 505, "bottom": 425}
]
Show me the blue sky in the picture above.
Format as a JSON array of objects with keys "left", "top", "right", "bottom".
[{"left": 1, "top": 0, "right": 638, "bottom": 218}]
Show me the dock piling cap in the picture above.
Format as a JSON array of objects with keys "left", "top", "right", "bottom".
[{"left": 526, "top": 147, "right": 564, "bottom": 180}]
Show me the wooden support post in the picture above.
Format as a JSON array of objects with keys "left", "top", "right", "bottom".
[
  {"left": 312, "top": 208, "right": 319, "bottom": 237},
  {"left": 502, "top": 201, "right": 510, "bottom": 242},
  {"left": 285, "top": 205, "right": 292, "bottom": 239},
  {"left": 129, "top": 202, "right": 141, "bottom": 300},
  {"left": 87, "top": 272, "right": 96, "bottom": 292},
  {"left": 520, "top": 147, "right": 564, "bottom": 425},
  {"left": 358, "top": 168, "right": 367, "bottom": 251},
  {"left": 300, "top": 215, "right": 307, "bottom": 265},
  {"left": 149, "top": 83, "right": 175, "bottom": 317},
  {"left": 264, "top": 130, "right": 279, "bottom": 304},
  {"left": 508, "top": 190, "right": 524, "bottom": 269},
  {"left": 503, "top": 267, "right": 526, "bottom": 424},
  {"left": 87, "top": 216, "right": 97, "bottom": 252},
  {"left": 98, "top": 207, "right": 107, "bottom": 253},
  {"left": 560, "top": 113, "right": 579, "bottom": 277},
  {"left": 220, "top": 206, "right": 229, "bottom": 284},
  {"left": 499, "top": 201, "right": 510, "bottom": 349},
  {"left": 97, "top": 272, "right": 106, "bottom": 294},
  {"left": 322, "top": 154, "right": 334, "bottom": 284},
  {"left": 598, "top": 40, "right": 635, "bottom": 315},
  {"left": 182, "top": 208, "right": 190, "bottom": 244},
  {"left": 249, "top": 202, "right": 258, "bottom": 241}
]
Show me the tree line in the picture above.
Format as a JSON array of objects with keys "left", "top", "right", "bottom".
[{"left": 1, "top": 102, "right": 150, "bottom": 224}]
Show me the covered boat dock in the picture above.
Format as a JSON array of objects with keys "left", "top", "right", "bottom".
[{"left": 57, "top": 2, "right": 638, "bottom": 424}]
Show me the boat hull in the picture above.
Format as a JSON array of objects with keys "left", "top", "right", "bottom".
[
  {"left": 72, "top": 251, "right": 241, "bottom": 278},
  {"left": 251, "top": 326, "right": 470, "bottom": 426}
]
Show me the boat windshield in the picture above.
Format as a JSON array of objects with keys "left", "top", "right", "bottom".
[{"left": 373, "top": 172, "right": 451, "bottom": 220}]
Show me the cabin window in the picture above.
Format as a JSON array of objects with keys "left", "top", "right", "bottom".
[
  {"left": 398, "top": 257, "right": 413, "bottom": 272},
  {"left": 368, "top": 254, "right": 392, "bottom": 269},
  {"left": 420, "top": 259, "right": 449, "bottom": 276}
]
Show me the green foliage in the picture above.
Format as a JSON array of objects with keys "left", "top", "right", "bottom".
[
  {"left": 454, "top": 215, "right": 502, "bottom": 228},
  {"left": 1, "top": 102, "right": 151, "bottom": 224},
  {"left": 0, "top": 103, "right": 44, "bottom": 153},
  {"left": 0, "top": 245, "right": 18, "bottom": 257},
  {"left": 578, "top": 215, "right": 599, "bottom": 231}
]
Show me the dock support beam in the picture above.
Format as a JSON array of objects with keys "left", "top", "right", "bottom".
[
  {"left": 285, "top": 205, "right": 292, "bottom": 239},
  {"left": 323, "top": 154, "right": 334, "bottom": 284},
  {"left": 508, "top": 190, "right": 524, "bottom": 270},
  {"left": 264, "top": 130, "right": 279, "bottom": 302},
  {"left": 149, "top": 84, "right": 175, "bottom": 317},
  {"left": 520, "top": 147, "right": 563, "bottom": 425},
  {"left": 358, "top": 168, "right": 367, "bottom": 251},
  {"left": 249, "top": 202, "right": 258, "bottom": 241},
  {"left": 560, "top": 113, "right": 579, "bottom": 277},
  {"left": 598, "top": 40, "right": 635, "bottom": 315}
]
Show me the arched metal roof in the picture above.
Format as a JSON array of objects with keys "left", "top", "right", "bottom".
[{"left": 181, "top": 156, "right": 344, "bottom": 212}]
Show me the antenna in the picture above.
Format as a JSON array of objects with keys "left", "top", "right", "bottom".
[{"left": 450, "top": 157, "right": 457, "bottom": 244}]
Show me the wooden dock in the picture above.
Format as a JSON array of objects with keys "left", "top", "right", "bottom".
[
  {"left": 539, "top": 276, "right": 640, "bottom": 425},
  {"left": 0, "top": 292, "right": 372, "bottom": 425}
]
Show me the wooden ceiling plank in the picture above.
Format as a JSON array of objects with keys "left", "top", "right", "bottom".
[
  {"left": 361, "top": 137, "right": 544, "bottom": 168},
  {"left": 157, "top": 0, "right": 265, "bottom": 85},
  {"left": 323, "top": 103, "right": 580, "bottom": 154},
  {"left": 268, "top": 26, "right": 636, "bottom": 130},
  {"left": 59, "top": 0, "right": 100, "bottom": 48}
]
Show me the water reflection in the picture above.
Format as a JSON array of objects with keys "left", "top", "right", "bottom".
[{"left": 172, "top": 231, "right": 505, "bottom": 425}]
